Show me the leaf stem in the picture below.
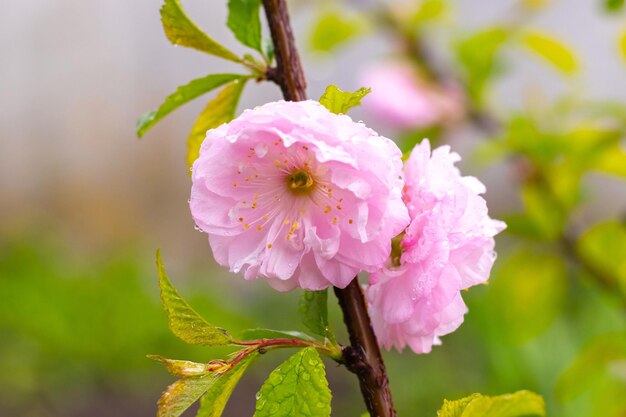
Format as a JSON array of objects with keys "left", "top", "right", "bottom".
[
  {"left": 234, "top": 337, "right": 342, "bottom": 360},
  {"left": 260, "top": 3, "right": 396, "bottom": 415}
]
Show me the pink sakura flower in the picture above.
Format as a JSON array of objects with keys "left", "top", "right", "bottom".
[
  {"left": 366, "top": 140, "right": 506, "bottom": 353},
  {"left": 190, "top": 100, "right": 409, "bottom": 291},
  {"left": 359, "top": 61, "right": 465, "bottom": 131}
]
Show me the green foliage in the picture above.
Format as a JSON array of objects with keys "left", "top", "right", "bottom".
[
  {"left": 577, "top": 221, "right": 626, "bottom": 296},
  {"left": 160, "top": 0, "right": 240, "bottom": 62},
  {"left": 556, "top": 334, "right": 626, "bottom": 402},
  {"left": 253, "top": 347, "right": 331, "bottom": 417},
  {"left": 455, "top": 27, "right": 509, "bottom": 104},
  {"left": 412, "top": 0, "right": 447, "bottom": 24},
  {"left": 318, "top": 85, "right": 371, "bottom": 114},
  {"left": 488, "top": 250, "right": 568, "bottom": 342},
  {"left": 520, "top": 182, "right": 567, "bottom": 240},
  {"left": 156, "top": 250, "right": 234, "bottom": 346},
  {"left": 299, "top": 290, "right": 335, "bottom": 343},
  {"left": 136, "top": 74, "right": 243, "bottom": 138},
  {"left": 309, "top": 9, "right": 367, "bottom": 52},
  {"left": 521, "top": 31, "right": 579, "bottom": 74},
  {"left": 605, "top": 0, "right": 625, "bottom": 12},
  {"left": 227, "top": 0, "right": 263, "bottom": 52},
  {"left": 591, "top": 144, "right": 626, "bottom": 177},
  {"left": 186, "top": 78, "right": 248, "bottom": 167},
  {"left": 197, "top": 353, "right": 260, "bottom": 417},
  {"left": 438, "top": 391, "right": 545, "bottom": 417},
  {"left": 158, "top": 374, "right": 217, "bottom": 417}
]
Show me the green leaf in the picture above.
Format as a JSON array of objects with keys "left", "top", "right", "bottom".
[
  {"left": 319, "top": 85, "right": 371, "bottom": 115},
  {"left": 158, "top": 374, "right": 216, "bottom": 417},
  {"left": 253, "top": 347, "right": 331, "bottom": 417},
  {"left": 239, "top": 328, "right": 317, "bottom": 342},
  {"left": 605, "top": 0, "right": 625, "bottom": 12},
  {"left": 156, "top": 250, "right": 233, "bottom": 346},
  {"left": 309, "top": 10, "right": 367, "bottom": 53},
  {"left": 591, "top": 145, "right": 626, "bottom": 177},
  {"left": 197, "top": 352, "right": 259, "bottom": 417},
  {"left": 488, "top": 250, "right": 568, "bottom": 342},
  {"left": 576, "top": 220, "right": 626, "bottom": 295},
  {"left": 521, "top": 31, "right": 579, "bottom": 74},
  {"left": 187, "top": 78, "right": 247, "bottom": 167},
  {"left": 136, "top": 74, "right": 243, "bottom": 138},
  {"left": 412, "top": 0, "right": 447, "bottom": 24},
  {"left": 521, "top": 182, "right": 567, "bottom": 240},
  {"left": 227, "top": 0, "right": 262, "bottom": 52},
  {"left": 438, "top": 391, "right": 545, "bottom": 417},
  {"left": 455, "top": 27, "right": 509, "bottom": 104},
  {"left": 148, "top": 355, "right": 212, "bottom": 377},
  {"left": 262, "top": 38, "right": 275, "bottom": 64},
  {"left": 438, "top": 394, "right": 482, "bottom": 417},
  {"left": 556, "top": 334, "right": 626, "bottom": 401},
  {"left": 299, "top": 290, "right": 335, "bottom": 343},
  {"left": 160, "top": 0, "right": 241, "bottom": 62}
]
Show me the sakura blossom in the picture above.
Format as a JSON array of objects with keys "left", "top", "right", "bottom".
[
  {"left": 190, "top": 100, "right": 409, "bottom": 291},
  {"left": 366, "top": 140, "right": 506, "bottom": 353},
  {"left": 359, "top": 61, "right": 465, "bottom": 130}
]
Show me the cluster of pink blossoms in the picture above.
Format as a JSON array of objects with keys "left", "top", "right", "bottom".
[
  {"left": 190, "top": 100, "right": 504, "bottom": 353},
  {"left": 366, "top": 141, "right": 506, "bottom": 353}
]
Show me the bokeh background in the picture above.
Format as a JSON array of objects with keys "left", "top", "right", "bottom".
[{"left": 2, "top": 0, "right": 626, "bottom": 416}]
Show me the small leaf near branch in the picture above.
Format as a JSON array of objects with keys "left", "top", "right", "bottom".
[
  {"left": 158, "top": 374, "right": 216, "bottom": 417},
  {"left": 521, "top": 31, "right": 579, "bottom": 74},
  {"left": 319, "top": 85, "right": 371, "bottom": 115},
  {"left": 148, "top": 355, "right": 221, "bottom": 377},
  {"left": 136, "top": 73, "right": 243, "bottom": 138},
  {"left": 227, "top": 0, "right": 263, "bottom": 52},
  {"left": 197, "top": 352, "right": 259, "bottom": 417},
  {"left": 299, "top": 290, "right": 335, "bottom": 343},
  {"left": 187, "top": 78, "right": 248, "bottom": 167},
  {"left": 253, "top": 347, "right": 331, "bottom": 417},
  {"left": 160, "top": 0, "right": 241, "bottom": 62},
  {"left": 437, "top": 390, "right": 546, "bottom": 417},
  {"left": 156, "top": 250, "right": 233, "bottom": 346}
]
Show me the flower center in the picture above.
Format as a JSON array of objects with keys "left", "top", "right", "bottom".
[
  {"left": 286, "top": 169, "right": 315, "bottom": 195},
  {"left": 390, "top": 232, "right": 405, "bottom": 267}
]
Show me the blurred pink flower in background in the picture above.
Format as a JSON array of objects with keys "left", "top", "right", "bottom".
[
  {"left": 190, "top": 100, "right": 409, "bottom": 291},
  {"left": 366, "top": 140, "right": 505, "bottom": 353},
  {"left": 359, "top": 61, "right": 465, "bottom": 130}
]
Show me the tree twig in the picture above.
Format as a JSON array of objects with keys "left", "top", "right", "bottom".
[{"left": 261, "top": 0, "right": 396, "bottom": 415}]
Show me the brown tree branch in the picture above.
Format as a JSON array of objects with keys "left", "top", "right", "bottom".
[
  {"left": 334, "top": 281, "right": 397, "bottom": 417},
  {"left": 260, "top": 0, "right": 396, "bottom": 415},
  {"left": 261, "top": 0, "right": 307, "bottom": 101}
]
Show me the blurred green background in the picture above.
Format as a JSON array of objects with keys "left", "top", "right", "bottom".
[{"left": 1, "top": 0, "right": 626, "bottom": 416}]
